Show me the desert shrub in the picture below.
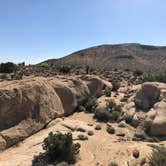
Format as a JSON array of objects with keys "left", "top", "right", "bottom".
[
  {"left": 149, "top": 146, "right": 166, "bottom": 166},
  {"left": 42, "top": 132, "right": 80, "bottom": 163},
  {"left": 112, "top": 104, "right": 122, "bottom": 112},
  {"left": 144, "top": 72, "right": 166, "bottom": 83},
  {"left": 94, "top": 107, "right": 111, "bottom": 122},
  {"left": 112, "top": 81, "right": 120, "bottom": 91},
  {"left": 84, "top": 97, "right": 98, "bottom": 113},
  {"left": 94, "top": 100, "right": 123, "bottom": 122},
  {"left": 106, "top": 100, "right": 116, "bottom": 110},
  {"left": 40, "top": 62, "right": 49, "bottom": 67},
  {"left": 133, "top": 69, "right": 143, "bottom": 76},
  {"left": 89, "top": 68, "right": 97, "bottom": 74},
  {"left": 59, "top": 65, "right": 71, "bottom": 74},
  {"left": 78, "top": 105, "right": 86, "bottom": 112},
  {"left": 0, "top": 62, "right": 17, "bottom": 73},
  {"left": 104, "top": 87, "right": 112, "bottom": 97},
  {"left": 123, "top": 114, "right": 133, "bottom": 124},
  {"left": 110, "top": 111, "right": 121, "bottom": 121},
  {"left": 124, "top": 68, "right": 130, "bottom": 72},
  {"left": 107, "top": 100, "right": 123, "bottom": 121}
]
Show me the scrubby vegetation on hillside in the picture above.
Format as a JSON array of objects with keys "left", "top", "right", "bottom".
[{"left": 144, "top": 72, "right": 166, "bottom": 83}]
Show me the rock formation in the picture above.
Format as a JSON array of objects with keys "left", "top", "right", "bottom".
[{"left": 0, "top": 75, "right": 108, "bottom": 150}]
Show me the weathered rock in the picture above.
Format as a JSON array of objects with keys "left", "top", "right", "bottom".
[
  {"left": 87, "top": 130, "right": 94, "bottom": 136},
  {"left": 0, "top": 75, "right": 104, "bottom": 150},
  {"left": 118, "top": 121, "right": 127, "bottom": 128},
  {"left": 134, "top": 83, "right": 160, "bottom": 110},
  {"left": 116, "top": 132, "right": 125, "bottom": 137},
  {"left": 132, "top": 149, "right": 140, "bottom": 158},
  {"left": 149, "top": 101, "right": 166, "bottom": 136},
  {"left": 95, "top": 124, "right": 102, "bottom": 130},
  {"left": 61, "top": 120, "right": 93, "bottom": 132},
  {"left": 82, "top": 75, "right": 104, "bottom": 97},
  {"left": 123, "top": 102, "right": 135, "bottom": 117},
  {"left": 0, "top": 136, "right": 6, "bottom": 150},
  {"left": 77, "top": 133, "right": 88, "bottom": 140},
  {"left": 49, "top": 77, "right": 90, "bottom": 115}
]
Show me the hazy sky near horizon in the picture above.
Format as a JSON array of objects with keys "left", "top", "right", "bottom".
[{"left": 0, "top": 0, "right": 166, "bottom": 64}]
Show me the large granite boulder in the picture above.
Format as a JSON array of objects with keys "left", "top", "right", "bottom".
[
  {"left": 0, "top": 75, "right": 106, "bottom": 149},
  {"left": 146, "top": 101, "right": 166, "bottom": 136},
  {"left": 134, "top": 82, "right": 161, "bottom": 110}
]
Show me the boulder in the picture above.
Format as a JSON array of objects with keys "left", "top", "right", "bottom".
[
  {"left": 134, "top": 83, "right": 160, "bottom": 110},
  {"left": 49, "top": 78, "right": 90, "bottom": 115},
  {"left": 0, "top": 75, "right": 105, "bottom": 150},
  {"left": 149, "top": 101, "right": 166, "bottom": 136},
  {"left": 0, "top": 136, "right": 6, "bottom": 151},
  {"left": 81, "top": 75, "right": 104, "bottom": 97}
]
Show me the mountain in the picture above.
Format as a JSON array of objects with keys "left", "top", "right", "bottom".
[{"left": 44, "top": 43, "right": 166, "bottom": 72}]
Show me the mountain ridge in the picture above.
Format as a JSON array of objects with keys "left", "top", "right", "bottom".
[{"left": 44, "top": 43, "right": 166, "bottom": 72}]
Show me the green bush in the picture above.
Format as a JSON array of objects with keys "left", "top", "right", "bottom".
[
  {"left": 112, "top": 81, "right": 120, "bottom": 91},
  {"left": 78, "top": 105, "right": 86, "bottom": 112},
  {"left": 94, "top": 107, "right": 111, "bottom": 122},
  {"left": 123, "top": 114, "right": 133, "bottom": 124},
  {"left": 104, "top": 87, "right": 112, "bottom": 97},
  {"left": 112, "top": 104, "right": 122, "bottom": 112},
  {"left": 110, "top": 111, "right": 121, "bottom": 121},
  {"left": 40, "top": 62, "right": 49, "bottom": 67},
  {"left": 59, "top": 65, "right": 71, "bottom": 74},
  {"left": 84, "top": 97, "right": 98, "bottom": 113},
  {"left": 0, "top": 62, "right": 17, "bottom": 73},
  {"left": 149, "top": 146, "right": 166, "bottom": 166},
  {"left": 94, "top": 100, "right": 123, "bottom": 122},
  {"left": 42, "top": 132, "right": 80, "bottom": 163},
  {"left": 133, "top": 69, "right": 143, "bottom": 76},
  {"left": 144, "top": 72, "right": 166, "bottom": 83},
  {"left": 106, "top": 100, "right": 116, "bottom": 110}
]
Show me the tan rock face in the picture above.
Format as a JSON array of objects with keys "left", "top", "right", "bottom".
[
  {"left": 134, "top": 82, "right": 161, "bottom": 110},
  {"left": 0, "top": 75, "right": 105, "bottom": 150},
  {"left": 148, "top": 101, "right": 166, "bottom": 136}
]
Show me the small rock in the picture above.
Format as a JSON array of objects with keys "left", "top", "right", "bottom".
[
  {"left": 109, "top": 161, "right": 118, "bottom": 166},
  {"left": 107, "top": 125, "right": 115, "bottom": 134},
  {"left": 140, "top": 158, "right": 147, "bottom": 166},
  {"left": 133, "top": 149, "right": 140, "bottom": 158},
  {"left": 88, "top": 123, "right": 93, "bottom": 126},
  {"left": 132, "top": 114, "right": 140, "bottom": 127},
  {"left": 118, "top": 121, "right": 126, "bottom": 128},
  {"left": 77, "top": 134, "right": 88, "bottom": 140},
  {"left": 87, "top": 130, "right": 94, "bottom": 136},
  {"left": 77, "top": 127, "right": 86, "bottom": 132},
  {"left": 95, "top": 124, "right": 102, "bottom": 130},
  {"left": 116, "top": 132, "right": 125, "bottom": 137}
]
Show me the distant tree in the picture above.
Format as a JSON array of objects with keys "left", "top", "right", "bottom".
[{"left": 0, "top": 62, "right": 17, "bottom": 73}]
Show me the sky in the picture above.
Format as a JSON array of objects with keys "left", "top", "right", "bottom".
[{"left": 0, "top": 0, "right": 166, "bottom": 64}]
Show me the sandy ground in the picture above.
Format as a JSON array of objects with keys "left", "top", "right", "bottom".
[{"left": 0, "top": 111, "right": 165, "bottom": 166}]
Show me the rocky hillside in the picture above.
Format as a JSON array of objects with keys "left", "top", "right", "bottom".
[{"left": 45, "top": 43, "right": 166, "bottom": 72}]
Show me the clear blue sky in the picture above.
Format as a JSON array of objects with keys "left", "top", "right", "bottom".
[{"left": 0, "top": 0, "right": 166, "bottom": 64}]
